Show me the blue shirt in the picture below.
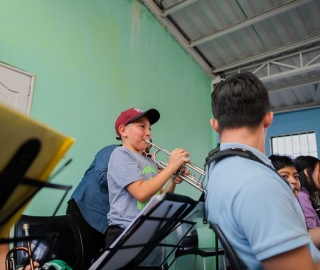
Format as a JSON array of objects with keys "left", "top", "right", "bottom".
[
  {"left": 70, "top": 144, "right": 118, "bottom": 233},
  {"left": 205, "top": 143, "right": 320, "bottom": 269}
]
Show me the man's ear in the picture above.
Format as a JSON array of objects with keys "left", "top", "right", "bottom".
[
  {"left": 210, "top": 118, "right": 219, "bottom": 133},
  {"left": 263, "top": 111, "right": 274, "bottom": 128}
]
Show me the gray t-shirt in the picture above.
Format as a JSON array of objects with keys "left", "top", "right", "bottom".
[{"left": 107, "top": 146, "right": 158, "bottom": 229}]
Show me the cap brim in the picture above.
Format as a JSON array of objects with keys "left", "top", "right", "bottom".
[{"left": 128, "top": 108, "right": 160, "bottom": 125}]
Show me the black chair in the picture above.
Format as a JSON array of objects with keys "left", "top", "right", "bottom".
[
  {"left": 173, "top": 229, "right": 225, "bottom": 270},
  {"left": 13, "top": 214, "right": 84, "bottom": 270},
  {"left": 210, "top": 224, "right": 243, "bottom": 270}
]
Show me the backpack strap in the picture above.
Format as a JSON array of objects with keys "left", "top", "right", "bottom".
[
  {"left": 204, "top": 144, "right": 291, "bottom": 189},
  {"left": 204, "top": 143, "right": 274, "bottom": 171}
]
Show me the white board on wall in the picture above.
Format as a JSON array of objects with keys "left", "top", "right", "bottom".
[{"left": 0, "top": 62, "right": 35, "bottom": 115}]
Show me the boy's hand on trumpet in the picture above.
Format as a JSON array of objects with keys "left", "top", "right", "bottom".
[
  {"left": 172, "top": 166, "right": 190, "bottom": 184},
  {"left": 168, "top": 148, "right": 190, "bottom": 170},
  {"left": 157, "top": 166, "right": 189, "bottom": 184}
]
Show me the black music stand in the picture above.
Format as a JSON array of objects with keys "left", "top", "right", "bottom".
[{"left": 89, "top": 192, "right": 199, "bottom": 270}]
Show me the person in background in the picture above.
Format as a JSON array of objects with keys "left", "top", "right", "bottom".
[
  {"left": 294, "top": 155, "right": 320, "bottom": 249},
  {"left": 66, "top": 143, "right": 119, "bottom": 268},
  {"left": 269, "top": 154, "right": 300, "bottom": 196},
  {"left": 205, "top": 72, "right": 320, "bottom": 269}
]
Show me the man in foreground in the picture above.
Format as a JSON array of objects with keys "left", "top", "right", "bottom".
[{"left": 205, "top": 72, "right": 320, "bottom": 269}]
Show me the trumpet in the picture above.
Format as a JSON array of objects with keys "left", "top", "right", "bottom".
[
  {"left": 6, "top": 223, "right": 35, "bottom": 270},
  {"left": 145, "top": 139, "right": 205, "bottom": 192}
]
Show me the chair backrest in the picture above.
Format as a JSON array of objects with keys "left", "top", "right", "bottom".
[
  {"left": 13, "top": 214, "right": 84, "bottom": 270},
  {"left": 210, "top": 223, "right": 243, "bottom": 270},
  {"left": 175, "top": 230, "right": 198, "bottom": 258}
]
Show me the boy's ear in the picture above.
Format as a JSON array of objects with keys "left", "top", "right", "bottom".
[
  {"left": 210, "top": 118, "right": 219, "bottom": 133},
  {"left": 118, "top": 125, "right": 127, "bottom": 138}
]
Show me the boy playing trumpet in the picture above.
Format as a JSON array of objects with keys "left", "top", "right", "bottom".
[{"left": 105, "top": 107, "right": 189, "bottom": 247}]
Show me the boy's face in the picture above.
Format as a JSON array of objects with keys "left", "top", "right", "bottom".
[
  {"left": 278, "top": 165, "right": 300, "bottom": 196},
  {"left": 121, "top": 116, "right": 151, "bottom": 153}
]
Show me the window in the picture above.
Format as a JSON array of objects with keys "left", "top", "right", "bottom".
[{"left": 271, "top": 131, "right": 318, "bottom": 158}]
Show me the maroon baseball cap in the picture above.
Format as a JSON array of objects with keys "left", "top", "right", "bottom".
[{"left": 115, "top": 107, "right": 160, "bottom": 138}]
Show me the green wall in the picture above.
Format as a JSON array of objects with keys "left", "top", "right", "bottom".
[{"left": 1, "top": 0, "right": 217, "bottom": 267}]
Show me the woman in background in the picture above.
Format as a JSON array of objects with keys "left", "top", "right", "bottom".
[{"left": 294, "top": 155, "right": 320, "bottom": 248}]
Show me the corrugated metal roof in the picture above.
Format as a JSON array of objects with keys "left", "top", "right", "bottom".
[{"left": 141, "top": 0, "right": 320, "bottom": 113}]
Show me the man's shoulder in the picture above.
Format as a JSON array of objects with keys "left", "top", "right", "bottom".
[
  {"left": 95, "top": 144, "right": 119, "bottom": 159},
  {"left": 98, "top": 144, "right": 119, "bottom": 153}
]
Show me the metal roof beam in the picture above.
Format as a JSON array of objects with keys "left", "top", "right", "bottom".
[
  {"left": 254, "top": 49, "right": 320, "bottom": 82},
  {"left": 190, "top": 0, "right": 312, "bottom": 47},
  {"left": 162, "top": 0, "right": 199, "bottom": 17},
  {"left": 267, "top": 77, "right": 320, "bottom": 93},
  {"left": 139, "top": 0, "right": 215, "bottom": 79},
  {"left": 260, "top": 63, "right": 320, "bottom": 83},
  {"left": 224, "top": 45, "right": 320, "bottom": 75},
  {"left": 214, "top": 34, "right": 320, "bottom": 73}
]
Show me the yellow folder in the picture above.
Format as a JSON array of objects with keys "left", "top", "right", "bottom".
[{"left": 0, "top": 103, "right": 75, "bottom": 237}]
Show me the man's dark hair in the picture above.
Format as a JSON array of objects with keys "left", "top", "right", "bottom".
[
  {"left": 269, "top": 154, "right": 294, "bottom": 171},
  {"left": 294, "top": 155, "right": 320, "bottom": 199},
  {"left": 211, "top": 72, "right": 270, "bottom": 131}
]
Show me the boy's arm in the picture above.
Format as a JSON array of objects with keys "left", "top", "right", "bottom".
[
  {"left": 127, "top": 148, "right": 189, "bottom": 202},
  {"left": 261, "top": 245, "right": 320, "bottom": 270},
  {"left": 161, "top": 168, "right": 186, "bottom": 194},
  {"left": 161, "top": 178, "right": 176, "bottom": 194},
  {"left": 127, "top": 163, "right": 178, "bottom": 202}
]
